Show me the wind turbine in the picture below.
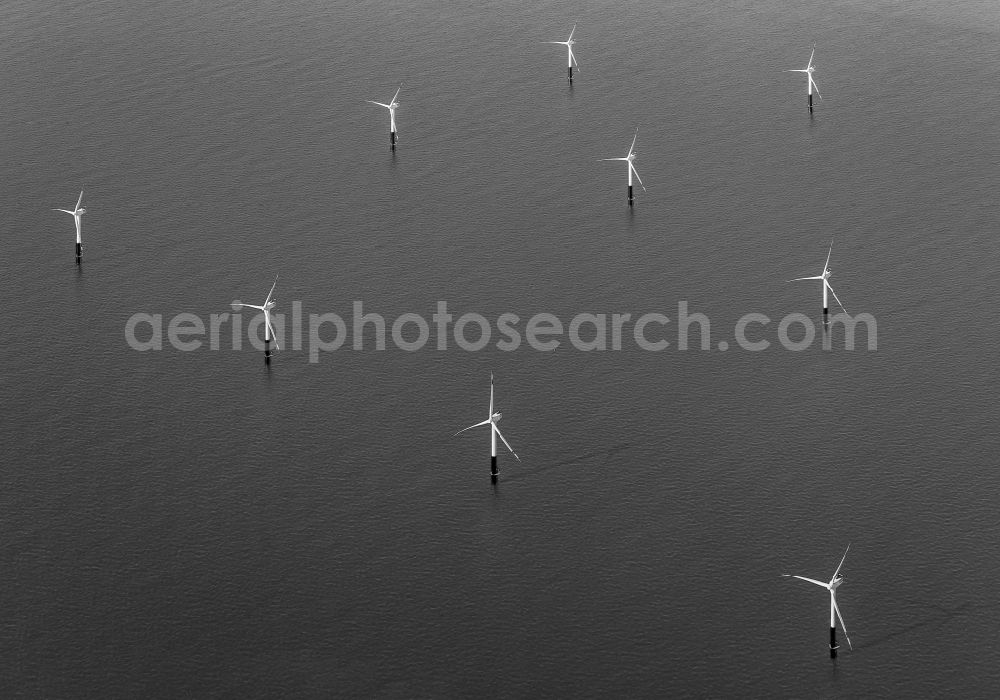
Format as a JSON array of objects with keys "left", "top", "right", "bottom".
[
  {"left": 786, "top": 46, "right": 821, "bottom": 112},
  {"left": 600, "top": 128, "right": 645, "bottom": 206},
  {"left": 545, "top": 24, "right": 579, "bottom": 83},
  {"left": 789, "top": 240, "right": 846, "bottom": 323},
  {"left": 53, "top": 191, "right": 86, "bottom": 262},
  {"left": 783, "top": 545, "right": 853, "bottom": 658},
  {"left": 454, "top": 373, "right": 520, "bottom": 481},
  {"left": 232, "top": 275, "right": 279, "bottom": 363},
  {"left": 367, "top": 85, "right": 402, "bottom": 149}
]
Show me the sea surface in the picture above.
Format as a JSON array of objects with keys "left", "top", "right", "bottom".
[{"left": 2, "top": 0, "right": 999, "bottom": 697}]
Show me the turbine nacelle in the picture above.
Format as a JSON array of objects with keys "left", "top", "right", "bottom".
[
  {"left": 491, "top": 411, "right": 502, "bottom": 423},
  {"left": 831, "top": 574, "right": 844, "bottom": 589}
]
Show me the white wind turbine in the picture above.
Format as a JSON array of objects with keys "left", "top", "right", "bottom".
[
  {"left": 232, "top": 275, "right": 279, "bottom": 363},
  {"left": 600, "top": 128, "right": 645, "bottom": 206},
  {"left": 53, "top": 191, "right": 86, "bottom": 262},
  {"left": 545, "top": 24, "right": 579, "bottom": 83},
  {"left": 786, "top": 46, "right": 821, "bottom": 112},
  {"left": 789, "top": 240, "right": 846, "bottom": 321},
  {"left": 367, "top": 85, "right": 402, "bottom": 149},
  {"left": 783, "top": 545, "right": 853, "bottom": 657},
  {"left": 454, "top": 373, "right": 520, "bottom": 481}
]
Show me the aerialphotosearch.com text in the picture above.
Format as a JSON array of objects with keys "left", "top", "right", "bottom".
[{"left": 124, "top": 301, "right": 877, "bottom": 362}]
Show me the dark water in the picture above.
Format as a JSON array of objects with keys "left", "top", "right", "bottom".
[{"left": 2, "top": 0, "right": 998, "bottom": 696}]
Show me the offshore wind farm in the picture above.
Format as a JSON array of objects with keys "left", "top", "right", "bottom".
[{"left": 2, "top": 0, "right": 998, "bottom": 697}]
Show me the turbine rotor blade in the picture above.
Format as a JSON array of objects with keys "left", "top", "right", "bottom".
[
  {"left": 265, "top": 274, "right": 279, "bottom": 306},
  {"left": 832, "top": 595, "right": 852, "bottom": 649},
  {"left": 75, "top": 191, "right": 84, "bottom": 210},
  {"left": 811, "top": 78, "right": 822, "bottom": 99},
  {"left": 629, "top": 127, "right": 638, "bottom": 155},
  {"left": 267, "top": 319, "right": 280, "bottom": 350},
  {"left": 808, "top": 46, "right": 816, "bottom": 69},
  {"left": 391, "top": 85, "right": 402, "bottom": 104},
  {"left": 831, "top": 544, "right": 851, "bottom": 582},
  {"left": 826, "top": 282, "right": 847, "bottom": 314},
  {"left": 782, "top": 574, "right": 829, "bottom": 588},
  {"left": 789, "top": 275, "right": 825, "bottom": 282},
  {"left": 455, "top": 419, "right": 491, "bottom": 436},
  {"left": 630, "top": 163, "right": 645, "bottom": 191},
  {"left": 493, "top": 424, "right": 520, "bottom": 461},
  {"left": 567, "top": 23, "right": 576, "bottom": 42}
]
